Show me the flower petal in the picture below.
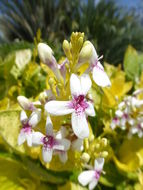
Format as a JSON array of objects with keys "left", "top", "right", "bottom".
[
  {"left": 72, "top": 112, "right": 89, "bottom": 139},
  {"left": 45, "top": 101, "right": 74, "bottom": 115},
  {"left": 92, "top": 62, "right": 111, "bottom": 87},
  {"left": 42, "top": 147, "right": 53, "bottom": 163},
  {"left": 94, "top": 157, "right": 104, "bottom": 171},
  {"left": 60, "top": 139, "right": 71, "bottom": 151},
  {"left": 78, "top": 170, "right": 95, "bottom": 186},
  {"left": 18, "top": 133, "right": 26, "bottom": 146},
  {"left": 59, "top": 152, "right": 68, "bottom": 163},
  {"left": 80, "top": 74, "right": 92, "bottom": 95},
  {"left": 46, "top": 116, "right": 53, "bottom": 136},
  {"left": 28, "top": 109, "right": 41, "bottom": 127},
  {"left": 115, "top": 110, "right": 123, "bottom": 117},
  {"left": 89, "top": 180, "right": 98, "bottom": 190},
  {"left": 70, "top": 74, "right": 82, "bottom": 96},
  {"left": 20, "top": 110, "right": 28, "bottom": 123},
  {"left": 26, "top": 133, "right": 32, "bottom": 147},
  {"left": 85, "top": 102, "right": 95, "bottom": 116},
  {"left": 72, "top": 138, "right": 83, "bottom": 151},
  {"left": 55, "top": 126, "right": 69, "bottom": 139},
  {"left": 32, "top": 132, "right": 44, "bottom": 146},
  {"left": 54, "top": 139, "right": 70, "bottom": 151}
]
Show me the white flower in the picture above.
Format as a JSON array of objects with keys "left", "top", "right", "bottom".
[
  {"left": 18, "top": 110, "right": 41, "bottom": 146},
  {"left": 110, "top": 117, "right": 120, "bottom": 130},
  {"left": 32, "top": 117, "right": 71, "bottom": 163},
  {"left": 130, "top": 96, "right": 143, "bottom": 108},
  {"left": 85, "top": 41, "right": 111, "bottom": 87},
  {"left": 78, "top": 158, "right": 104, "bottom": 190},
  {"left": 45, "top": 74, "right": 95, "bottom": 139},
  {"left": 129, "top": 118, "right": 143, "bottom": 138}
]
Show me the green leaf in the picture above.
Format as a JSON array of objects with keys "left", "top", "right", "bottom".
[
  {"left": 0, "top": 152, "right": 36, "bottom": 190},
  {"left": 22, "top": 156, "right": 68, "bottom": 184},
  {"left": 0, "top": 110, "right": 26, "bottom": 153},
  {"left": 123, "top": 45, "right": 140, "bottom": 81}
]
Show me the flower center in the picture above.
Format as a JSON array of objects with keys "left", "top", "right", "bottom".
[
  {"left": 71, "top": 95, "right": 89, "bottom": 114},
  {"left": 94, "top": 170, "right": 101, "bottom": 180},
  {"left": 43, "top": 135, "right": 55, "bottom": 148},
  {"left": 113, "top": 117, "right": 119, "bottom": 123},
  {"left": 21, "top": 122, "right": 32, "bottom": 133},
  {"left": 123, "top": 113, "right": 128, "bottom": 119}
]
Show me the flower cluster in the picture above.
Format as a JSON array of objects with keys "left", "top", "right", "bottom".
[
  {"left": 111, "top": 89, "right": 143, "bottom": 138},
  {"left": 17, "top": 32, "right": 110, "bottom": 188}
]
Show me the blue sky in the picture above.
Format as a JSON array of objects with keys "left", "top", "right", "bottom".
[{"left": 116, "top": 0, "right": 141, "bottom": 8}]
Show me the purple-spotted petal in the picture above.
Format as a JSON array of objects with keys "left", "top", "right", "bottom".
[
  {"left": 42, "top": 147, "right": 53, "bottom": 163},
  {"left": 45, "top": 101, "right": 74, "bottom": 115},
  {"left": 92, "top": 62, "right": 111, "bottom": 87},
  {"left": 32, "top": 132, "right": 44, "bottom": 146},
  {"left": 70, "top": 74, "right": 82, "bottom": 96},
  {"left": 80, "top": 74, "right": 92, "bottom": 95},
  {"left": 72, "top": 112, "right": 89, "bottom": 139},
  {"left": 94, "top": 158, "right": 104, "bottom": 171},
  {"left": 78, "top": 170, "right": 95, "bottom": 186},
  {"left": 85, "top": 102, "right": 95, "bottom": 116},
  {"left": 89, "top": 180, "right": 98, "bottom": 190}
]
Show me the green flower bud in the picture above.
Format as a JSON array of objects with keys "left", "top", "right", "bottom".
[
  {"left": 101, "top": 138, "right": 108, "bottom": 147},
  {"left": 100, "top": 151, "right": 108, "bottom": 158},
  {"left": 95, "top": 143, "right": 100, "bottom": 149},
  {"left": 79, "top": 41, "right": 92, "bottom": 63},
  {"left": 81, "top": 152, "right": 90, "bottom": 163}
]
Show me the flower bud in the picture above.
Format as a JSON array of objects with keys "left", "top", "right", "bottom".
[
  {"left": 63, "top": 40, "right": 70, "bottom": 52},
  {"left": 101, "top": 138, "right": 108, "bottom": 147},
  {"left": 89, "top": 134, "right": 94, "bottom": 142},
  {"left": 17, "top": 96, "right": 35, "bottom": 110},
  {"left": 100, "top": 151, "right": 108, "bottom": 158},
  {"left": 38, "top": 43, "right": 53, "bottom": 63},
  {"left": 38, "top": 43, "right": 63, "bottom": 82},
  {"left": 78, "top": 41, "right": 92, "bottom": 63},
  {"left": 81, "top": 152, "right": 90, "bottom": 163},
  {"left": 95, "top": 143, "right": 100, "bottom": 149}
]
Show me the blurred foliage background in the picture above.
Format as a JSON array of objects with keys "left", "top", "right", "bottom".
[{"left": 0, "top": 0, "right": 143, "bottom": 64}]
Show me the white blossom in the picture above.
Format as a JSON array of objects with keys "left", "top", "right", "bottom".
[
  {"left": 45, "top": 74, "right": 95, "bottom": 139},
  {"left": 78, "top": 158, "right": 104, "bottom": 190}
]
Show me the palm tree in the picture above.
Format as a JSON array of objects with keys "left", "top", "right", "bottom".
[
  {"left": 0, "top": 0, "right": 80, "bottom": 42},
  {"left": 79, "top": 0, "right": 143, "bottom": 65},
  {"left": 1, "top": 0, "right": 143, "bottom": 65}
]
